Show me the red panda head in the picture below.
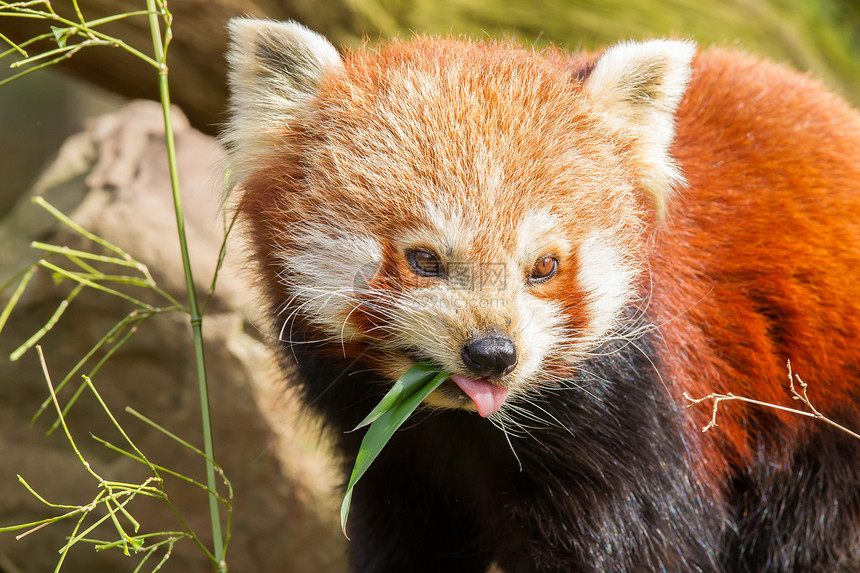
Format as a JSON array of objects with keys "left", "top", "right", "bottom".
[{"left": 225, "top": 19, "right": 695, "bottom": 418}]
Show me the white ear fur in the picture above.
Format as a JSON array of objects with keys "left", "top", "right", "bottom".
[
  {"left": 223, "top": 18, "right": 342, "bottom": 177},
  {"left": 584, "top": 39, "right": 696, "bottom": 217}
]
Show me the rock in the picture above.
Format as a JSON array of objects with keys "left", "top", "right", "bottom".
[{"left": 0, "top": 100, "right": 347, "bottom": 573}]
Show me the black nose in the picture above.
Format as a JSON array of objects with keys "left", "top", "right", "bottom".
[{"left": 461, "top": 334, "right": 518, "bottom": 377}]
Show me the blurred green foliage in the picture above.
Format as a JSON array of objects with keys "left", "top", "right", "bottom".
[{"left": 352, "top": 0, "right": 860, "bottom": 106}]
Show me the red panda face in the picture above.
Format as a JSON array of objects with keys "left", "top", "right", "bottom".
[{"left": 225, "top": 21, "right": 694, "bottom": 417}]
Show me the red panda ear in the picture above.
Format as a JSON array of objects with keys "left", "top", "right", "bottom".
[
  {"left": 584, "top": 39, "right": 696, "bottom": 218},
  {"left": 224, "top": 18, "right": 342, "bottom": 177}
]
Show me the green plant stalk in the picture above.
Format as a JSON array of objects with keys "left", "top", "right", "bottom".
[
  {"left": 145, "top": 1, "right": 225, "bottom": 569},
  {"left": 93, "top": 436, "right": 225, "bottom": 499},
  {"left": 0, "top": 30, "right": 27, "bottom": 56},
  {"left": 0, "top": 264, "right": 36, "bottom": 336},
  {"left": 31, "top": 310, "right": 148, "bottom": 427},
  {"left": 0, "top": 4, "right": 159, "bottom": 67},
  {"left": 31, "top": 197, "right": 134, "bottom": 262},
  {"left": 10, "top": 282, "right": 85, "bottom": 361},
  {"left": 30, "top": 242, "right": 143, "bottom": 270},
  {"left": 44, "top": 317, "right": 146, "bottom": 434}
]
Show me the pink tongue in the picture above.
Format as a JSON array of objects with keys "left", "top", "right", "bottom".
[{"left": 450, "top": 374, "right": 509, "bottom": 418}]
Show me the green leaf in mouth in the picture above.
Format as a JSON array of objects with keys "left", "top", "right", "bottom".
[{"left": 340, "top": 362, "right": 448, "bottom": 536}]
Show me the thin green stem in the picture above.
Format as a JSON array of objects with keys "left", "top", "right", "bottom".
[
  {"left": 92, "top": 436, "right": 230, "bottom": 503},
  {"left": 201, "top": 211, "right": 237, "bottom": 315},
  {"left": 125, "top": 407, "right": 205, "bottom": 459},
  {"left": 133, "top": 546, "right": 159, "bottom": 572},
  {"left": 55, "top": 510, "right": 88, "bottom": 572},
  {"left": 0, "top": 5, "right": 160, "bottom": 67},
  {"left": 30, "top": 242, "right": 143, "bottom": 270},
  {"left": 0, "top": 264, "right": 37, "bottom": 336},
  {"left": 125, "top": 407, "right": 234, "bottom": 502},
  {"left": 10, "top": 40, "right": 106, "bottom": 67},
  {"left": 0, "top": 31, "right": 27, "bottom": 55},
  {"left": 70, "top": 0, "right": 85, "bottom": 24},
  {"left": 60, "top": 496, "right": 138, "bottom": 559},
  {"left": 0, "top": 1, "right": 53, "bottom": 9},
  {"left": 32, "top": 310, "right": 145, "bottom": 426},
  {"left": 36, "top": 260, "right": 154, "bottom": 310},
  {"left": 37, "top": 346, "right": 101, "bottom": 483},
  {"left": 84, "top": 10, "right": 152, "bottom": 28},
  {"left": 0, "top": 46, "right": 88, "bottom": 86},
  {"left": 145, "top": 2, "right": 224, "bottom": 568},
  {"left": 0, "top": 12, "right": 54, "bottom": 20},
  {"left": 32, "top": 351, "right": 192, "bottom": 561},
  {"left": 3, "top": 508, "right": 85, "bottom": 537},
  {"left": 45, "top": 317, "right": 145, "bottom": 434},
  {"left": 83, "top": 376, "right": 156, "bottom": 477},
  {"left": 32, "top": 196, "right": 132, "bottom": 260},
  {"left": 10, "top": 283, "right": 84, "bottom": 361},
  {"left": 64, "top": 254, "right": 100, "bottom": 275},
  {"left": 51, "top": 269, "right": 182, "bottom": 308},
  {"left": 0, "top": 30, "right": 54, "bottom": 60},
  {"left": 150, "top": 538, "right": 179, "bottom": 572},
  {"left": 16, "top": 476, "right": 87, "bottom": 510}
]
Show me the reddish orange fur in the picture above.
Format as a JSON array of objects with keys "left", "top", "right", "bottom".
[{"left": 654, "top": 48, "right": 860, "bottom": 472}]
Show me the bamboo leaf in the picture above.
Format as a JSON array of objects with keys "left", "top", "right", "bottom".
[
  {"left": 340, "top": 366, "right": 448, "bottom": 535},
  {"left": 353, "top": 361, "right": 440, "bottom": 430}
]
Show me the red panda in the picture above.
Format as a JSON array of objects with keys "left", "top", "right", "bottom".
[{"left": 224, "top": 18, "right": 860, "bottom": 572}]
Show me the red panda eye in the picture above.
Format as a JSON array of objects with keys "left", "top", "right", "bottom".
[
  {"left": 530, "top": 256, "right": 558, "bottom": 283},
  {"left": 407, "top": 249, "right": 444, "bottom": 277}
]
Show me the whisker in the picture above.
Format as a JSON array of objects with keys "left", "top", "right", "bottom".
[{"left": 497, "top": 416, "right": 524, "bottom": 471}]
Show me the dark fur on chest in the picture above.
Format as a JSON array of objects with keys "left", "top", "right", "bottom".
[
  {"left": 282, "top": 316, "right": 860, "bottom": 572},
  {"left": 285, "top": 320, "right": 724, "bottom": 572}
]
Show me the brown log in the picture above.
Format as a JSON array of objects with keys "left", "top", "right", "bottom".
[{"left": 0, "top": 0, "right": 391, "bottom": 134}]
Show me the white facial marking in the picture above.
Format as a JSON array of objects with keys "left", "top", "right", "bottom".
[
  {"left": 513, "top": 289, "right": 567, "bottom": 379},
  {"left": 576, "top": 232, "right": 637, "bottom": 339},
  {"left": 276, "top": 223, "right": 383, "bottom": 342},
  {"left": 515, "top": 210, "right": 567, "bottom": 267},
  {"left": 396, "top": 200, "right": 476, "bottom": 260}
]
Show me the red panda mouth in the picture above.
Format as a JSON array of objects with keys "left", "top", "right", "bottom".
[
  {"left": 397, "top": 348, "right": 509, "bottom": 416},
  {"left": 449, "top": 374, "right": 509, "bottom": 418}
]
